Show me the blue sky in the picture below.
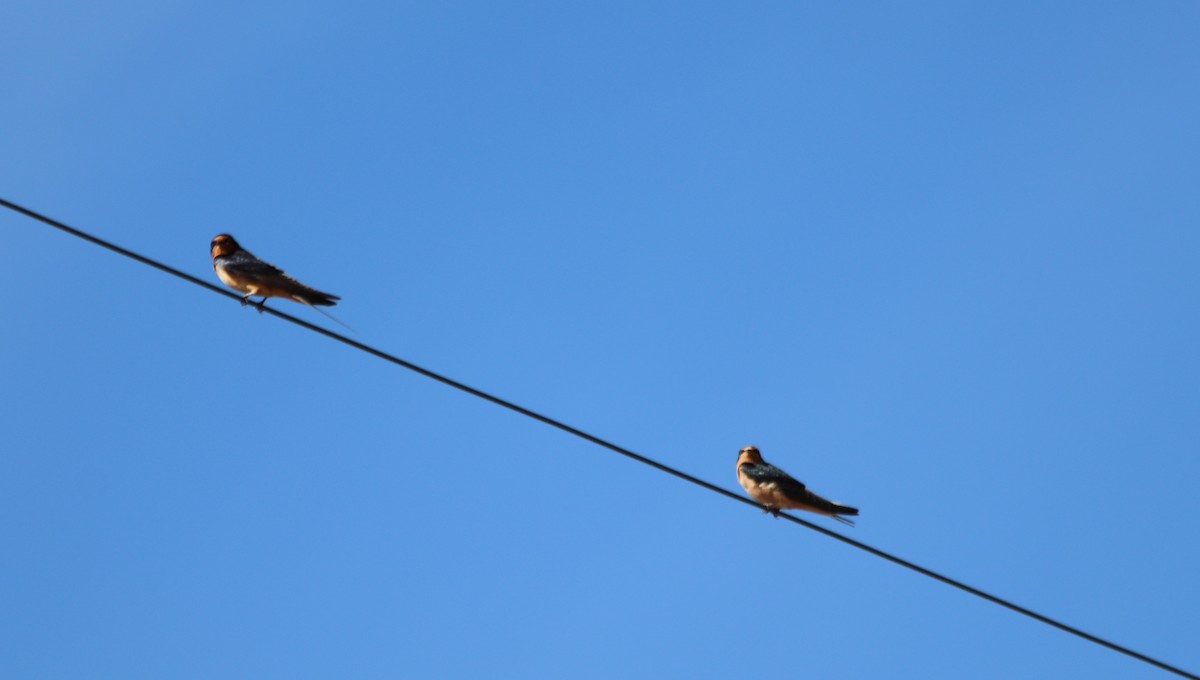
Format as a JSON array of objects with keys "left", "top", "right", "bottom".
[{"left": 3, "top": 2, "right": 1198, "bottom": 678}]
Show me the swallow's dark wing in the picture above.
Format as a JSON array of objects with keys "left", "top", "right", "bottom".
[{"left": 218, "top": 251, "right": 287, "bottom": 280}]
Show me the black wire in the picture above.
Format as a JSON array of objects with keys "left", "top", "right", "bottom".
[{"left": 4, "top": 196, "right": 1195, "bottom": 680}]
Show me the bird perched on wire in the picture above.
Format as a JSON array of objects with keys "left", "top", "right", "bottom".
[
  {"left": 210, "top": 233, "right": 341, "bottom": 310},
  {"left": 736, "top": 445, "right": 859, "bottom": 526}
]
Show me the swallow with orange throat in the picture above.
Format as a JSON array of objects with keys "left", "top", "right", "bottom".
[
  {"left": 210, "top": 233, "right": 341, "bottom": 312},
  {"left": 736, "top": 445, "right": 859, "bottom": 526}
]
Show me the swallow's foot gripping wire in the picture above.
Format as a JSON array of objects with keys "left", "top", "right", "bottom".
[{"left": 238, "top": 296, "right": 269, "bottom": 313}]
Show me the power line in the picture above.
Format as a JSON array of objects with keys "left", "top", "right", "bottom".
[{"left": 4, "top": 196, "right": 1195, "bottom": 680}]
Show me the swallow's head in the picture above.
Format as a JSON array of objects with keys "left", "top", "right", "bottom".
[
  {"left": 737, "top": 445, "right": 764, "bottom": 466},
  {"left": 210, "top": 233, "right": 240, "bottom": 259}
]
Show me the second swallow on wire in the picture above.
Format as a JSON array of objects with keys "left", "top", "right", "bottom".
[
  {"left": 736, "top": 445, "right": 859, "bottom": 526},
  {"left": 210, "top": 233, "right": 349, "bottom": 328}
]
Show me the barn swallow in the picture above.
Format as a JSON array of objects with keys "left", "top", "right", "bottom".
[
  {"left": 736, "top": 446, "right": 859, "bottom": 526},
  {"left": 210, "top": 234, "right": 340, "bottom": 310}
]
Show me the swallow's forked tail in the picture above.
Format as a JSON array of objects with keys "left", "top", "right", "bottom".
[
  {"left": 304, "top": 291, "right": 341, "bottom": 306},
  {"left": 296, "top": 296, "right": 354, "bottom": 332},
  {"left": 822, "top": 499, "right": 859, "bottom": 527}
]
